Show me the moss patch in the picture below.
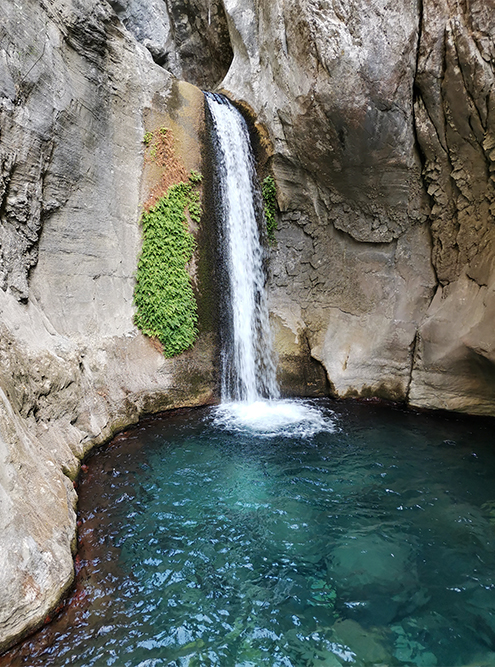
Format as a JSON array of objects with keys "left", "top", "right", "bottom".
[
  {"left": 134, "top": 174, "right": 202, "bottom": 357},
  {"left": 262, "top": 175, "right": 278, "bottom": 242}
]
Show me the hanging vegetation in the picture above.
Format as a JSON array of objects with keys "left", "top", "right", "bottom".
[
  {"left": 134, "top": 174, "right": 202, "bottom": 357},
  {"left": 262, "top": 175, "right": 278, "bottom": 242}
]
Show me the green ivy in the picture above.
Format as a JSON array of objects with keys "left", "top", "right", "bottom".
[
  {"left": 262, "top": 175, "right": 277, "bottom": 242},
  {"left": 134, "top": 175, "right": 202, "bottom": 357},
  {"left": 143, "top": 131, "right": 153, "bottom": 146}
]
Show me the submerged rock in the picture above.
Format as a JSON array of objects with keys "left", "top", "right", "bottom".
[
  {"left": 330, "top": 618, "right": 391, "bottom": 665},
  {"left": 329, "top": 532, "right": 423, "bottom": 625}
]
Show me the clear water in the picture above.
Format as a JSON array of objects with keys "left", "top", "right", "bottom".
[
  {"left": 2, "top": 399, "right": 495, "bottom": 667},
  {"left": 205, "top": 92, "right": 278, "bottom": 402}
]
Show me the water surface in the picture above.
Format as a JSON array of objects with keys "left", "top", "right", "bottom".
[{"left": 2, "top": 399, "right": 495, "bottom": 667}]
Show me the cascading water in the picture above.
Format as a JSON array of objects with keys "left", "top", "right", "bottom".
[
  {"left": 205, "top": 92, "right": 333, "bottom": 436},
  {"left": 4, "top": 101, "right": 492, "bottom": 667},
  {"left": 205, "top": 92, "right": 279, "bottom": 404}
]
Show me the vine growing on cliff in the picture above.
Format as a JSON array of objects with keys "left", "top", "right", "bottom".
[
  {"left": 134, "top": 174, "right": 202, "bottom": 357},
  {"left": 262, "top": 175, "right": 278, "bottom": 242}
]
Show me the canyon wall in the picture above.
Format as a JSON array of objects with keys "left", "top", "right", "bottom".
[
  {"left": 0, "top": 0, "right": 494, "bottom": 652},
  {"left": 0, "top": 0, "right": 218, "bottom": 651},
  {"left": 219, "top": 0, "right": 495, "bottom": 415}
]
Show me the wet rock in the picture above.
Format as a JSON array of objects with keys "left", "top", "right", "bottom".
[
  {"left": 218, "top": 0, "right": 495, "bottom": 414},
  {"left": 217, "top": 0, "right": 435, "bottom": 403},
  {"left": 329, "top": 533, "right": 422, "bottom": 626}
]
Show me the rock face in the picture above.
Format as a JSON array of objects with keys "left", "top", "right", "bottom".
[
  {"left": 0, "top": 0, "right": 216, "bottom": 651},
  {"left": 218, "top": 0, "right": 495, "bottom": 415},
  {"left": 1, "top": 0, "right": 495, "bottom": 654},
  {"left": 410, "top": 0, "right": 495, "bottom": 413},
  {"left": 110, "top": 0, "right": 233, "bottom": 87}
]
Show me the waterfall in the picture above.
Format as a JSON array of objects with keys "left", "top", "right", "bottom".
[
  {"left": 205, "top": 93, "right": 333, "bottom": 437},
  {"left": 204, "top": 92, "right": 279, "bottom": 404}
]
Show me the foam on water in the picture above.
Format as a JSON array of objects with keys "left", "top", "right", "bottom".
[{"left": 212, "top": 399, "right": 335, "bottom": 438}]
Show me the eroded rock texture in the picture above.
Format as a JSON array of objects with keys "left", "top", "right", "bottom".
[
  {"left": 410, "top": 0, "right": 495, "bottom": 413},
  {"left": 0, "top": 0, "right": 215, "bottom": 651},
  {"left": 219, "top": 0, "right": 495, "bottom": 414},
  {"left": 110, "top": 0, "right": 233, "bottom": 88},
  {"left": 219, "top": 0, "right": 435, "bottom": 401}
]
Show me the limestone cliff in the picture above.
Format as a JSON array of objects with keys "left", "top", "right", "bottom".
[
  {"left": 218, "top": 0, "right": 495, "bottom": 415},
  {"left": 411, "top": 0, "right": 495, "bottom": 413},
  {"left": 0, "top": 0, "right": 216, "bottom": 651},
  {"left": 109, "top": 0, "right": 232, "bottom": 87},
  {"left": 1, "top": 0, "right": 495, "bottom": 654}
]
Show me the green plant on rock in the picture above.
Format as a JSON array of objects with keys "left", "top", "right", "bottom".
[
  {"left": 143, "top": 131, "right": 153, "bottom": 146},
  {"left": 262, "top": 175, "right": 278, "bottom": 242},
  {"left": 189, "top": 170, "right": 203, "bottom": 185},
  {"left": 134, "top": 178, "right": 202, "bottom": 357}
]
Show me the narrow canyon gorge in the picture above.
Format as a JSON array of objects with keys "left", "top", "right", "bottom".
[{"left": 0, "top": 0, "right": 494, "bottom": 651}]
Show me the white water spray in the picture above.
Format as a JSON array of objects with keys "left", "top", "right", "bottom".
[
  {"left": 205, "top": 92, "right": 334, "bottom": 436},
  {"left": 205, "top": 92, "right": 279, "bottom": 403}
]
